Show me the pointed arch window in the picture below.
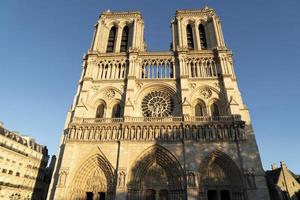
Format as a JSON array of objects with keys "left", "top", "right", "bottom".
[
  {"left": 120, "top": 26, "right": 129, "bottom": 52},
  {"left": 195, "top": 103, "right": 206, "bottom": 116},
  {"left": 199, "top": 24, "right": 208, "bottom": 49},
  {"left": 210, "top": 102, "right": 220, "bottom": 117},
  {"left": 186, "top": 24, "right": 194, "bottom": 50},
  {"left": 96, "top": 104, "right": 105, "bottom": 118},
  {"left": 106, "top": 26, "right": 116, "bottom": 53},
  {"left": 112, "top": 103, "right": 122, "bottom": 118}
]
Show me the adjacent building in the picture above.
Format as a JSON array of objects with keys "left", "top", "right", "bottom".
[
  {"left": 0, "top": 122, "right": 49, "bottom": 200},
  {"left": 48, "top": 7, "right": 271, "bottom": 200},
  {"left": 266, "top": 161, "right": 300, "bottom": 200}
]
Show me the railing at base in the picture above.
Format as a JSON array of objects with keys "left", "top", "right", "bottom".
[{"left": 71, "top": 115, "right": 241, "bottom": 124}]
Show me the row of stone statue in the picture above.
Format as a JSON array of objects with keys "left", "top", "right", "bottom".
[{"left": 66, "top": 124, "right": 246, "bottom": 141}]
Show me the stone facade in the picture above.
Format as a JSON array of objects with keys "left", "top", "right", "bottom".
[
  {"left": 266, "top": 162, "right": 300, "bottom": 200},
  {"left": 0, "top": 122, "right": 49, "bottom": 200},
  {"left": 48, "top": 7, "right": 271, "bottom": 200}
]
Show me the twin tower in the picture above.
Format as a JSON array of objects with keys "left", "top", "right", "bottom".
[{"left": 48, "top": 7, "right": 270, "bottom": 200}]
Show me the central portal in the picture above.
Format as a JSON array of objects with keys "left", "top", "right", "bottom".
[
  {"left": 127, "top": 145, "right": 185, "bottom": 200},
  {"left": 142, "top": 162, "right": 169, "bottom": 200}
]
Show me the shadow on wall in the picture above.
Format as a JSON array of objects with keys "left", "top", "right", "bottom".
[
  {"left": 47, "top": 139, "right": 66, "bottom": 200},
  {"left": 31, "top": 147, "right": 50, "bottom": 200}
]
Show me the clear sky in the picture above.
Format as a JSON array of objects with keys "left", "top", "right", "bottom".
[{"left": 0, "top": 0, "right": 299, "bottom": 173}]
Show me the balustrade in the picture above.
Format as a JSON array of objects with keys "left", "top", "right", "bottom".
[{"left": 72, "top": 115, "right": 241, "bottom": 124}]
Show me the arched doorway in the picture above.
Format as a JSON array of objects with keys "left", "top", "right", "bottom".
[
  {"left": 68, "top": 154, "right": 114, "bottom": 200},
  {"left": 127, "top": 145, "right": 185, "bottom": 200},
  {"left": 199, "top": 150, "right": 245, "bottom": 200}
]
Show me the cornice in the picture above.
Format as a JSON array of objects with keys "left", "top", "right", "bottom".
[
  {"left": 176, "top": 7, "right": 216, "bottom": 18},
  {"left": 100, "top": 10, "right": 143, "bottom": 20}
]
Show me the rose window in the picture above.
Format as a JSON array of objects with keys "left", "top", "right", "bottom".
[{"left": 142, "top": 91, "right": 173, "bottom": 117}]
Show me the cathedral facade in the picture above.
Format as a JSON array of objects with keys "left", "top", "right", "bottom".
[{"left": 48, "top": 7, "right": 270, "bottom": 200}]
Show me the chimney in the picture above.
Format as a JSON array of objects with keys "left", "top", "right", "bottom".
[
  {"left": 271, "top": 163, "right": 278, "bottom": 170},
  {"left": 280, "top": 161, "right": 287, "bottom": 168},
  {"left": 0, "top": 121, "right": 3, "bottom": 128}
]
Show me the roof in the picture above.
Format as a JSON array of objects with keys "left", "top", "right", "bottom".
[{"left": 266, "top": 168, "right": 281, "bottom": 184}]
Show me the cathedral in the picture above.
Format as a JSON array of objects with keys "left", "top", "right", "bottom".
[{"left": 47, "top": 7, "right": 271, "bottom": 200}]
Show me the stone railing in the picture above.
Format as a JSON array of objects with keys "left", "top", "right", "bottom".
[
  {"left": 66, "top": 115, "right": 246, "bottom": 142},
  {"left": 72, "top": 115, "right": 241, "bottom": 124}
]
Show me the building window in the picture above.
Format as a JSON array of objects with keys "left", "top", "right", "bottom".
[
  {"left": 195, "top": 103, "right": 206, "bottom": 116},
  {"left": 99, "top": 192, "right": 105, "bottom": 200},
  {"left": 112, "top": 103, "right": 122, "bottom": 118},
  {"left": 141, "top": 91, "right": 173, "bottom": 117},
  {"left": 96, "top": 104, "right": 105, "bottom": 118},
  {"left": 2, "top": 169, "right": 7, "bottom": 173},
  {"left": 211, "top": 102, "right": 220, "bottom": 116},
  {"left": 8, "top": 170, "right": 13, "bottom": 175},
  {"left": 120, "top": 26, "right": 129, "bottom": 52},
  {"left": 107, "top": 26, "right": 117, "bottom": 53},
  {"left": 16, "top": 172, "right": 20, "bottom": 176},
  {"left": 86, "top": 192, "right": 93, "bottom": 200},
  {"left": 199, "top": 24, "right": 208, "bottom": 49},
  {"left": 186, "top": 24, "right": 194, "bottom": 50}
]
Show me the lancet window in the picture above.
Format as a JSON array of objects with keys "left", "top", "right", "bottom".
[
  {"left": 210, "top": 102, "right": 220, "bottom": 117},
  {"left": 186, "top": 24, "right": 194, "bottom": 50},
  {"left": 120, "top": 26, "right": 129, "bottom": 52},
  {"left": 199, "top": 24, "right": 208, "bottom": 49},
  {"left": 106, "top": 26, "right": 117, "bottom": 53},
  {"left": 112, "top": 103, "right": 122, "bottom": 118},
  {"left": 96, "top": 104, "right": 105, "bottom": 118},
  {"left": 195, "top": 102, "right": 206, "bottom": 116}
]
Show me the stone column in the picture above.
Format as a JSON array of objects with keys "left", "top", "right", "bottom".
[
  {"left": 115, "top": 25, "right": 123, "bottom": 53},
  {"left": 194, "top": 21, "right": 201, "bottom": 50}
]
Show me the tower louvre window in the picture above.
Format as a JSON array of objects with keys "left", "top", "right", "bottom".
[
  {"left": 120, "top": 26, "right": 129, "bottom": 52},
  {"left": 186, "top": 24, "right": 194, "bottom": 50},
  {"left": 107, "top": 26, "right": 117, "bottom": 53},
  {"left": 199, "top": 24, "right": 208, "bottom": 49}
]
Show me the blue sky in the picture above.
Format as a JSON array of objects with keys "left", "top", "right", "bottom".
[{"left": 0, "top": 0, "right": 299, "bottom": 173}]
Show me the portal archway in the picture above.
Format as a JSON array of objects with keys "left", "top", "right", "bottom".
[
  {"left": 68, "top": 154, "right": 114, "bottom": 200},
  {"left": 199, "top": 150, "right": 245, "bottom": 200},
  {"left": 127, "top": 145, "right": 185, "bottom": 200}
]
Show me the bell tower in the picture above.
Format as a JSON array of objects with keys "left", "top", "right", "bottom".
[
  {"left": 172, "top": 6, "right": 226, "bottom": 51},
  {"left": 91, "top": 10, "right": 146, "bottom": 53}
]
